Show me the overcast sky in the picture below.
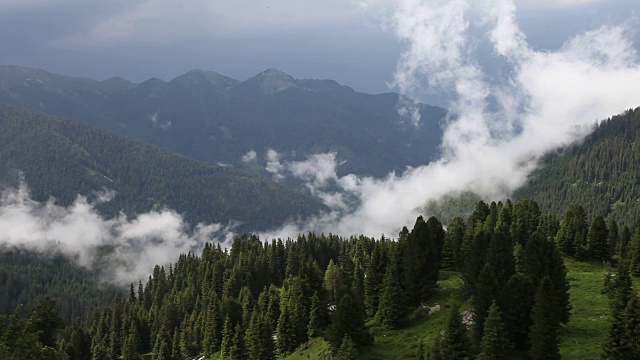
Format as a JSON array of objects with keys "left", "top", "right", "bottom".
[{"left": 0, "top": 0, "right": 638, "bottom": 101}]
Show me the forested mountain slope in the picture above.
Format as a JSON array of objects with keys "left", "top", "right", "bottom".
[
  {"left": 0, "top": 250, "right": 122, "bottom": 324},
  {"left": 0, "top": 105, "right": 324, "bottom": 231},
  {"left": 0, "top": 65, "right": 447, "bottom": 178},
  {"left": 515, "top": 107, "right": 640, "bottom": 229}
]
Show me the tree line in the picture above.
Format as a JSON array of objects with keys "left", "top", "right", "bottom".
[{"left": 4, "top": 198, "right": 640, "bottom": 359}]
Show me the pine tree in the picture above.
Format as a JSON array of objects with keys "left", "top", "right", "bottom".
[
  {"left": 228, "top": 323, "right": 245, "bottom": 360},
  {"left": 499, "top": 273, "right": 534, "bottom": 351},
  {"left": 122, "top": 323, "right": 141, "bottom": 360},
  {"left": 91, "top": 340, "right": 111, "bottom": 360},
  {"left": 477, "top": 301, "right": 510, "bottom": 360},
  {"left": 626, "top": 292, "right": 640, "bottom": 357},
  {"left": 335, "top": 335, "right": 358, "bottom": 360},
  {"left": 602, "top": 262, "right": 635, "bottom": 359},
  {"left": 529, "top": 277, "right": 561, "bottom": 360},
  {"left": 523, "top": 231, "right": 571, "bottom": 324},
  {"left": 587, "top": 215, "right": 609, "bottom": 261},
  {"left": 307, "top": 292, "right": 321, "bottom": 339},
  {"left": 619, "top": 226, "right": 632, "bottom": 258},
  {"left": 375, "top": 249, "right": 404, "bottom": 329},
  {"left": 426, "top": 335, "right": 442, "bottom": 360},
  {"left": 221, "top": 316, "right": 233, "bottom": 359},
  {"left": 364, "top": 241, "right": 387, "bottom": 317},
  {"left": 608, "top": 220, "right": 619, "bottom": 259},
  {"left": 246, "top": 305, "right": 275, "bottom": 360},
  {"left": 440, "top": 305, "right": 469, "bottom": 360}
]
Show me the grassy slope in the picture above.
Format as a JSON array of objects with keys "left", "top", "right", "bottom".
[
  {"left": 560, "top": 258, "right": 610, "bottom": 359},
  {"left": 283, "top": 260, "right": 611, "bottom": 360}
]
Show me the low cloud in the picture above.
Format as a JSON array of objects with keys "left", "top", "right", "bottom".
[
  {"left": 260, "top": 0, "right": 640, "bottom": 240},
  {"left": 0, "top": 183, "right": 235, "bottom": 285}
]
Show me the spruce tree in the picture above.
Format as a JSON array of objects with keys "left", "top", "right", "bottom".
[
  {"left": 307, "top": 292, "right": 321, "bottom": 340},
  {"left": 335, "top": 335, "right": 358, "bottom": 360},
  {"left": 587, "top": 215, "right": 609, "bottom": 261},
  {"left": 608, "top": 220, "right": 619, "bottom": 259},
  {"left": 499, "top": 273, "right": 534, "bottom": 351},
  {"left": 246, "top": 306, "right": 275, "bottom": 360},
  {"left": 626, "top": 292, "right": 640, "bottom": 358},
  {"left": 440, "top": 305, "right": 469, "bottom": 360},
  {"left": 602, "top": 262, "right": 635, "bottom": 359},
  {"left": 529, "top": 277, "right": 561, "bottom": 360},
  {"left": 619, "top": 226, "right": 632, "bottom": 258},
  {"left": 426, "top": 335, "right": 442, "bottom": 360},
  {"left": 376, "top": 248, "right": 404, "bottom": 329},
  {"left": 477, "top": 301, "right": 510, "bottom": 360}
]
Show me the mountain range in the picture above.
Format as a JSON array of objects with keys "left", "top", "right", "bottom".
[{"left": 0, "top": 65, "right": 447, "bottom": 178}]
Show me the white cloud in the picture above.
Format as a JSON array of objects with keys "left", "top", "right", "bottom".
[
  {"left": 241, "top": 150, "right": 257, "bottom": 163},
  {"left": 0, "top": 183, "right": 235, "bottom": 285},
  {"left": 260, "top": 0, "right": 640, "bottom": 240},
  {"left": 514, "top": 0, "right": 607, "bottom": 10}
]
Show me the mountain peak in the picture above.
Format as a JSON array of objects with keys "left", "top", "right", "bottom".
[
  {"left": 242, "top": 68, "right": 297, "bottom": 95},
  {"left": 172, "top": 69, "right": 239, "bottom": 90}
]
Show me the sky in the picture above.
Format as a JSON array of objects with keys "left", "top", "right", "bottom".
[{"left": 1, "top": 0, "right": 638, "bottom": 102}]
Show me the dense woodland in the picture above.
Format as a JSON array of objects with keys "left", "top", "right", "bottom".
[
  {"left": 3, "top": 198, "right": 640, "bottom": 360},
  {"left": 516, "top": 108, "right": 640, "bottom": 230},
  {"left": 0, "top": 105, "right": 324, "bottom": 231}
]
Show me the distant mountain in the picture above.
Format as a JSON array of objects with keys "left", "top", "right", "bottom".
[
  {"left": 0, "top": 65, "right": 447, "bottom": 178},
  {"left": 515, "top": 107, "right": 640, "bottom": 229},
  {"left": 0, "top": 105, "right": 325, "bottom": 231}
]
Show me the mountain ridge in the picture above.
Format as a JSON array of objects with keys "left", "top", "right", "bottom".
[{"left": 0, "top": 64, "right": 447, "bottom": 178}]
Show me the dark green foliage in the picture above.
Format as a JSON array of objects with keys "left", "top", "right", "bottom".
[
  {"left": 364, "top": 240, "right": 387, "bottom": 317},
  {"left": 477, "top": 301, "right": 510, "bottom": 360},
  {"left": 400, "top": 216, "right": 443, "bottom": 305},
  {"left": 375, "top": 248, "right": 404, "bottom": 329},
  {"left": 529, "top": 278, "right": 561, "bottom": 360},
  {"left": 0, "top": 306, "right": 68, "bottom": 360},
  {"left": 523, "top": 231, "right": 571, "bottom": 324},
  {"left": 30, "top": 296, "right": 64, "bottom": 347},
  {"left": 602, "top": 264, "right": 638, "bottom": 360},
  {"left": 499, "top": 273, "right": 535, "bottom": 351},
  {"left": 0, "top": 202, "right": 598, "bottom": 360},
  {"left": 440, "top": 305, "right": 469, "bottom": 360},
  {"left": 587, "top": 216, "right": 609, "bottom": 261},
  {"left": 246, "top": 305, "right": 275, "bottom": 360},
  {"left": 329, "top": 292, "right": 372, "bottom": 351},
  {"left": 0, "top": 104, "right": 325, "bottom": 232},
  {"left": 620, "top": 226, "right": 632, "bottom": 258},
  {"left": 335, "top": 335, "right": 358, "bottom": 360},
  {"left": 0, "top": 250, "right": 121, "bottom": 323},
  {"left": 555, "top": 204, "right": 588, "bottom": 257},
  {"left": 516, "top": 108, "right": 640, "bottom": 230}
]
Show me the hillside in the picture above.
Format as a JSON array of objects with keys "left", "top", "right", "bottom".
[
  {"left": 0, "top": 105, "right": 324, "bottom": 231},
  {"left": 515, "top": 107, "right": 640, "bottom": 229},
  {"left": 41, "top": 198, "right": 635, "bottom": 360},
  {"left": 0, "top": 65, "right": 447, "bottom": 178}
]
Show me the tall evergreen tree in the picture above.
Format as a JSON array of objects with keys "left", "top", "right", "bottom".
[
  {"left": 440, "top": 305, "right": 469, "bottom": 360},
  {"left": 477, "top": 301, "right": 510, "bottom": 360},
  {"left": 529, "top": 277, "right": 561, "bottom": 360},
  {"left": 376, "top": 248, "right": 404, "bottom": 329},
  {"left": 587, "top": 215, "right": 609, "bottom": 261}
]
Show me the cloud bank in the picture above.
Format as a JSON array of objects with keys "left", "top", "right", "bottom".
[
  {"left": 0, "top": 183, "right": 235, "bottom": 285},
  {"left": 260, "top": 0, "right": 640, "bottom": 239}
]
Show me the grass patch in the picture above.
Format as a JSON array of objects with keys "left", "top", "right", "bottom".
[
  {"left": 282, "top": 262, "right": 612, "bottom": 360},
  {"left": 559, "top": 257, "right": 610, "bottom": 359}
]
